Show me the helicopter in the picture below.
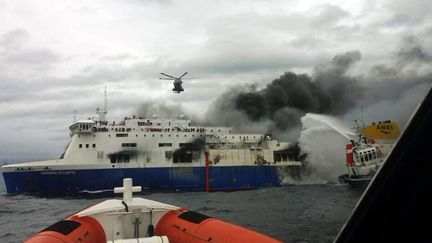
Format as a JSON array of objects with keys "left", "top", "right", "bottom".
[{"left": 159, "top": 72, "right": 189, "bottom": 93}]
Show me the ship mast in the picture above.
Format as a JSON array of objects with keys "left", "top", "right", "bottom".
[{"left": 96, "top": 86, "right": 108, "bottom": 122}]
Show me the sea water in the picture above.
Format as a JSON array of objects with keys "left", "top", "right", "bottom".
[{"left": 0, "top": 180, "right": 361, "bottom": 243}]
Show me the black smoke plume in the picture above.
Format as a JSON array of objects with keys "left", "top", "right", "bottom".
[
  {"left": 206, "top": 36, "right": 432, "bottom": 140},
  {"left": 206, "top": 51, "right": 363, "bottom": 136}
]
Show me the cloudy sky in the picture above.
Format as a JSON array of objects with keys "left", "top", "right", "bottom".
[{"left": 1, "top": 0, "right": 432, "bottom": 162}]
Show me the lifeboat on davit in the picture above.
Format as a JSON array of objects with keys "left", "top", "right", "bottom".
[{"left": 25, "top": 178, "right": 281, "bottom": 243}]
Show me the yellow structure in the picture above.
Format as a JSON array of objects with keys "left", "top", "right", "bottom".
[{"left": 361, "top": 120, "right": 400, "bottom": 140}]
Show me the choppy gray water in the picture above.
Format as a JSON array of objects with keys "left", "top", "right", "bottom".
[{"left": 0, "top": 177, "right": 362, "bottom": 243}]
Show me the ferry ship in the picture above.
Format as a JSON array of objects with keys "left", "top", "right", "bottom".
[
  {"left": 1, "top": 92, "right": 301, "bottom": 195},
  {"left": 339, "top": 120, "right": 400, "bottom": 187}
]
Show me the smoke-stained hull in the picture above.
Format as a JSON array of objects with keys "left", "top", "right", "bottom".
[{"left": 3, "top": 165, "right": 285, "bottom": 196}]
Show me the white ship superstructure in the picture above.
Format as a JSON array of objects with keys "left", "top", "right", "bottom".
[{"left": 1, "top": 93, "right": 301, "bottom": 195}]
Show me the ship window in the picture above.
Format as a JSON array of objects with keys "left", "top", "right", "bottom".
[
  {"left": 92, "top": 144, "right": 96, "bottom": 148},
  {"left": 122, "top": 143, "right": 137, "bottom": 147},
  {"left": 165, "top": 151, "right": 173, "bottom": 160},
  {"left": 116, "top": 133, "right": 128, "bottom": 137},
  {"left": 97, "top": 151, "right": 103, "bottom": 159},
  {"left": 152, "top": 134, "right": 155, "bottom": 137},
  {"left": 110, "top": 154, "right": 130, "bottom": 163},
  {"left": 79, "top": 144, "right": 82, "bottom": 148},
  {"left": 161, "top": 135, "right": 163, "bottom": 137},
  {"left": 159, "top": 143, "right": 172, "bottom": 147},
  {"left": 173, "top": 150, "right": 193, "bottom": 163},
  {"left": 86, "top": 144, "right": 89, "bottom": 148},
  {"left": 179, "top": 143, "right": 192, "bottom": 147}
]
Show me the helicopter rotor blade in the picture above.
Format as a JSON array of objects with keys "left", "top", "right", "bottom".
[
  {"left": 160, "top": 73, "right": 176, "bottom": 79},
  {"left": 159, "top": 78, "right": 174, "bottom": 80},
  {"left": 179, "top": 72, "right": 188, "bottom": 78}
]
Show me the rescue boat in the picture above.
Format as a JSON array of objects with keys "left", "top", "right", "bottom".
[
  {"left": 25, "top": 178, "right": 282, "bottom": 243},
  {"left": 339, "top": 120, "right": 400, "bottom": 187}
]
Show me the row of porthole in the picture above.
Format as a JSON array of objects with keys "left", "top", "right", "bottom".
[
  {"left": 225, "top": 136, "right": 259, "bottom": 139},
  {"left": 79, "top": 144, "right": 96, "bottom": 148},
  {"left": 79, "top": 134, "right": 261, "bottom": 140},
  {"left": 108, "top": 127, "right": 226, "bottom": 132},
  {"left": 106, "top": 134, "right": 202, "bottom": 138}
]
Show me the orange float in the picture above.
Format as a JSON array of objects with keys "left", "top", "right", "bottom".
[
  {"left": 25, "top": 215, "right": 106, "bottom": 243},
  {"left": 155, "top": 209, "right": 282, "bottom": 243}
]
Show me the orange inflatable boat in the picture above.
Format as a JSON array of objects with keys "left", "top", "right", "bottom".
[{"left": 25, "top": 178, "right": 282, "bottom": 243}]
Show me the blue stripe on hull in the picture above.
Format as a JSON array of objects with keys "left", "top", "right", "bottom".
[{"left": 2, "top": 166, "right": 281, "bottom": 196}]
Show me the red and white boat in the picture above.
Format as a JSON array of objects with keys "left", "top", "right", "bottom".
[
  {"left": 25, "top": 178, "right": 281, "bottom": 243},
  {"left": 340, "top": 120, "right": 400, "bottom": 187}
]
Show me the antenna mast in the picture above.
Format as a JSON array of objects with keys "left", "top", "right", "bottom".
[{"left": 97, "top": 86, "right": 108, "bottom": 122}]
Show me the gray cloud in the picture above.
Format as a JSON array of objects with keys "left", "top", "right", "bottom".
[
  {"left": 386, "top": 0, "right": 432, "bottom": 26},
  {"left": 397, "top": 35, "right": 432, "bottom": 64},
  {"left": 0, "top": 29, "right": 29, "bottom": 48},
  {"left": 0, "top": 29, "right": 60, "bottom": 66},
  {"left": 309, "top": 4, "right": 350, "bottom": 27}
]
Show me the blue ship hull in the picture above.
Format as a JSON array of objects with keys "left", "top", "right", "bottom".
[{"left": 2, "top": 166, "right": 281, "bottom": 196}]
